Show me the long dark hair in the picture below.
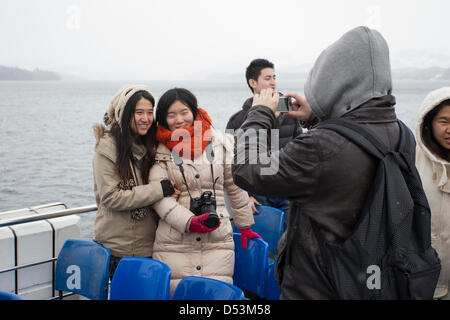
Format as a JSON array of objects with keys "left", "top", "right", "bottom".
[
  {"left": 110, "top": 90, "right": 157, "bottom": 184},
  {"left": 422, "top": 99, "right": 450, "bottom": 161},
  {"left": 156, "top": 88, "right": 199, "bottom": 129}
]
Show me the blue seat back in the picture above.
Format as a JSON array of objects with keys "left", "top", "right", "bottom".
[
  {"left": 232, "top": 205, "right": 284, "bottom": 254},
  {"left": 252, "top": 206, "right": 284, "bottom": 254},
  {"left": 172, "top": 276, "right": 245, "bottom": 300},
  {"left": 110, "top": 257, "right": 171, "bottom": 300},
  {"left": 54, "top": 239, "right": 110, "bottom": 300},
  {"left": 233, "top": 233, "right": 268, "bottom": 297},
  {"left": 0, "top": 291, "right": 24, "bottom": 300},
  {"left": 265, "top": 258, "right": 281, "bottom": 300}
]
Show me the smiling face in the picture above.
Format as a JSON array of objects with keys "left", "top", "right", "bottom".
[
  {"left": 431, "top": 104, "right": 450, "bottom": 153},
  {"left": 130, "top": 97, "right": 154, "bottom": 136},
  {"left": 166, "top": 100, "right": 195, "bottom": 131}
]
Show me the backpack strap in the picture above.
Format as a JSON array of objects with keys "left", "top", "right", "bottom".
[
  {"left": 316, "top": 118, "right": 412, "bottom": 176},
  {"left": 316, "top": 118, "right": 389, "bottom": 160},
  {"left": 396, "top": 120, "right": 415, "bottom": 162}
]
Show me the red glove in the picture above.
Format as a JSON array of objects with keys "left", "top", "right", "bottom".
[
  {"left": 189, "top": 213, "right": 221, "bottom": 233},
  {"left": 240, "top": 228, "right": 262, "bottom": 249}
]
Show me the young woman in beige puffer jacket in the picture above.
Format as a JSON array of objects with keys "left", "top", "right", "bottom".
[
  {"left": 415, "top": 87, "right": 450, "bottom": 299},
  {"left": 149, "top": 88, "right": 260, "bottom": 294},
  {"left": 93, "top": 85, "right": 177, "bottom": 279}
]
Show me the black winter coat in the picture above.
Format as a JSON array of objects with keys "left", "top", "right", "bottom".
[
  {"left": 226, "top": 97, "right": 302, "bottom": 148},
  {"left": 232, "top": 95, "right": 405, "bottom": 299}
]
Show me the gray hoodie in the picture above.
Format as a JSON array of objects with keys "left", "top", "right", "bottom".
[{"left": 304, "top": 26, "right": 392, "bottom": 121}]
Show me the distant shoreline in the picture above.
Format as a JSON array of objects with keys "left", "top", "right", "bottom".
[
  {"left": 0, "top": 65, "right": 60, "bottom": 81},
  {"left": 1, "top": 64, "right": 449, "bottom": 81}
]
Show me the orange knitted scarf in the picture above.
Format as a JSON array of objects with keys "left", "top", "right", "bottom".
[{"left": 156, "top": 108, "right": 213, "bottom": 159}]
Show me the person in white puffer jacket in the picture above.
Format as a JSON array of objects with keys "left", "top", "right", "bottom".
[
  {"left": 415, "top": 87, "right": 450, "bottom": 299},
  {"left": 149, "top": 88, "right": 259, "bottom": 295}
]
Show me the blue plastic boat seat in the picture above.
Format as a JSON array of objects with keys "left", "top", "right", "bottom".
[
  {"left": 233, "top": 233, "right": 268, "bottom": 298},
  {"left": 172, "top": 276, "right": 245, "bottom": 300},
  {"left": 0, "top": 291, "right": 25, "bottom": 300},
  {"left": 232, "top": 205, "right": 284, "bottom": 255},
  {"left": 265, "top": 257, "right": 281, "bottom": 300},
  {"left": 54, "top": 238, "right": 111, "bottom": 300},
  {"left": 110, "top": 257, "right": 171, "bottom": 300},
  {"left": 251, "top": 205, "right": 285, "bottom": 254}
]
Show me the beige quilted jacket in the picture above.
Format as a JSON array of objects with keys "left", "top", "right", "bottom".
[
  {"left": 93, "top": 125, "right": 163, "bottom": 258},
  {"left": 149, "top": 129, "right": 254, "bottom": 293}
]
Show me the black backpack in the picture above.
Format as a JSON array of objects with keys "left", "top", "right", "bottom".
[{"left": 313, "top": 118, "right": 441, "bottom": 300}]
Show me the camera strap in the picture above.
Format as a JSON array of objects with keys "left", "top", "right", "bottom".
[
  {"left": 176, "top": 162, "right": 195, "bottom": 201},
  {"left": 209, "top": 148, "right": 219, "bottom": 199},
  {"left": 175, "top": 140, "right": 218, "bottom": 201}
]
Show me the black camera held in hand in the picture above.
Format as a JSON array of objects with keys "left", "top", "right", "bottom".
[
  {"left": 190, "top": 191, "right": 220, "bottom": 228},
  {"left": 174, "top": 144, "right": 220, "bottom": 229}
]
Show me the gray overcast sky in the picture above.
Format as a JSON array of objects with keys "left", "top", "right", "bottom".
[{"left": 1, "top": 0, "right": 449, "bottom": 80}]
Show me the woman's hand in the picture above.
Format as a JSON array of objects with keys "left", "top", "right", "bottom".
[
  {"left": 172, "top": 188, "right": 181, "bottom": 199},
  {"left": 189, "top": 213, "right": 221, "bottom": 233},
  {"left": 240, "top": 228, "right": 262, "bottom": 249},
  {"left": 249, "top": 196, "right": 261, "bottom": 214}
]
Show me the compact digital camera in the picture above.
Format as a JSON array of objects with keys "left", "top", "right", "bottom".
[
  {"left": 190, "top": 191, "right": 220, "bottom": 228},
  {"left": 277, "top": 96, "right": 292, "bottom": 113}
]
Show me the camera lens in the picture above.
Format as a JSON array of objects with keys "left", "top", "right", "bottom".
[{"left": 203, "top": 213, "right": 220, "bottom": 228}]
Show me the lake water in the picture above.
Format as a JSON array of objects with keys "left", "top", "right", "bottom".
[{"left": 0, "top": 79, "right": 448, "bottom": 238}]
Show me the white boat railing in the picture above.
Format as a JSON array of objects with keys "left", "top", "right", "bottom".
[
  {"left": 0, "top": 204, "right": 97, "bottom": 227},
  {"left": 0, "top": 204, "right": 98, "bottom": 299}
]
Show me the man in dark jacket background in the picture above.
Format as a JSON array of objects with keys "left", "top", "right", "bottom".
[
  {"left": 232, "top": 26, "right": 409, "bottom": 299},
  {"left": 226, "top": 58, "right": 302, "bottom": 221}
]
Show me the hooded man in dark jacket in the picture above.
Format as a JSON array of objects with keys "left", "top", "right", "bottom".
[
  {"left": 232, "top": 26, "right": 408, "bottom": 299},
  {"left": 226, "top": 58, "right": 302, "bottom": 220}
]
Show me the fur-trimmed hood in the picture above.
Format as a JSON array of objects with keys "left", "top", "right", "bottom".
[
  {"left": 93, "top": 123, "right": 106, "bottom": 144},
  {"left": 416, "top": 87, "right": 450, "bottom": 163},
  {"left": 93, "top": 123, "right": 147, "bottom": 163},
  {"left": 93, "top": 124, "right": 117, "bottom": 163},
  {"left": 415, "top": 87, "right": 450, "bottom": 194}
]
